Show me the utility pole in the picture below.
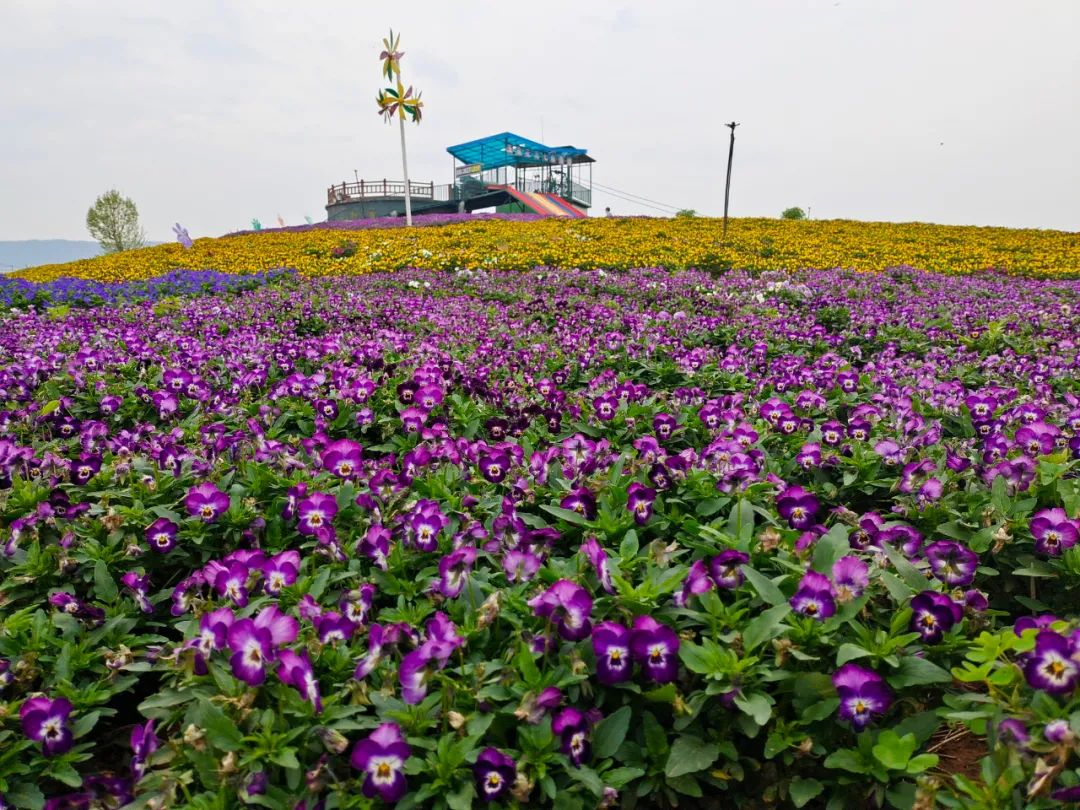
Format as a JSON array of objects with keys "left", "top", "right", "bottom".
[{"left": 723, "top": 121, "right": 739, "bottom": 238}]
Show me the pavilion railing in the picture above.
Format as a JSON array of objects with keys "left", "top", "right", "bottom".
[{"left": 327, "top": 180, "right": 457, "bottom": 205}]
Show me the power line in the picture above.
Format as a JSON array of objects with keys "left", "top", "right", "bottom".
[
  {"left": 590, "top": 180, "right": 682, "bottom": 212},
  {"left": 593, "top": 187, "right": 680, "bottom": 215}
]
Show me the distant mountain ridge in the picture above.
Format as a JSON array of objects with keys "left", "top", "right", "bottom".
[{"left": 0, "top": 240, "right": 103, "bottom": 272}]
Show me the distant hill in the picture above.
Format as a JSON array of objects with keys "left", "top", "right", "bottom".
[{"left": 0, "top": 240, "right": 103, "bottom": 272}]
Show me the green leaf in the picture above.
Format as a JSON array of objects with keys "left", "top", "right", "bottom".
[
  {"left": 905, "top": 753, "right": 939, "bottom": 774},
  {"left": 567, "top": 766, "right": 606, "bottom": 797},
  {"left": 733, "top": 692, "right": 772, "bottom": 726},
  {"left": 540, "top": 505, "right": 590, "bottom": 526},
  {"left": 824, "top": 748, "right": 870, "bottom": 774},
  {"left": 642, "top": 711, "right": 669, "bottom": 759},
  {"left": 812, "top": 525, "right": 850, "bottom": 573},
  {"left": 665, "top": 774, "right": 704, "bottom": 797},
  {"left": 665, "top": 735, "right": 720, "bottom": 778},
  {"left": 741, "top": 565, "right": 787, "bottom": 606},
  {"left": 872, "top": 730, "right": 917, "bottom": 770},
  {"left": 592, "top": 705, "right": 632, "bottom": 759},
  {"left": 193, "top": 698, "right": 243, "bottom": 751},
  {"left": 836, "top": 643, "right": 873, "bottom": 665},
  {"left": 888, "top": 656, "right": 952, "bottom": 688},
  {"left": 4, "top": 782, "right": 45, "bottom": 810},
  {"left": 789, "top": 777, "right": 825, "bottom": 808},
  {"left": 880, "top": 543, "right": 928, "bottom": 592},
  {"left": 742, "top": 603, "right": 792, "bottom": 651},
  {"left": 94, "top": 559, "right": 118, "bottom": 602},
  {"left": 679, "top": 639, "right": 721, "bottom": 675},
  {"left": 880, "top": 571, "right": 913, "bottom": 602},
  {"left": 604, "top": 767, "right": 646, "bottom": 788},
  {"left": 446, "top": 780, "right": 478, "bottom": 809}
]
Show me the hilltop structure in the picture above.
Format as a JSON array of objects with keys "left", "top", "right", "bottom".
[{"left": 326, "top": 132, "right": 594, "bottom": 220}]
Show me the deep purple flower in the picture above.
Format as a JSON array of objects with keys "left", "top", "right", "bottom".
[
  {"left": 580, "top": 537, "right": 614, "bottom": 594},
  {"left": 552, "top": 708, "right": 592, "bottom": 767},
  {"left": 400, "top": 612, "right": 463, "bottom": 704},
  {"left": 629, "top": 616, "right": 679, "bottom": 683},
  {"left": 316, "top": 611, "right": 356, "bottom": 644},
  {"left": 832, "top": 663, "right": 892, "bottom": 730},
  {"left": 145, "top": 517, "right": 178, "bottom": 554},
  {"left": 70, "top": 454, "right": 101, "bottom": 485},
  {"left": 296, "top": 492, "right": 338, "bottom": 536},
  {"left": 789, "top": 570, "right": 836, "bottom": 620},
  {"left": 910, "top": 591, "right": 963, "bottom": 643},
  {"left": 503, "top": 548, "right": 542, "bottom": 583},
  {"left": 1030, "top": 508, "right": 1079, "bottom": 557},
  {"left": 277, "top": 649, "right": 322, "bottom": 713},
  {"left": 350, "top": 723, "right": 410, "bottom": 803},
  {"left": 675, "top": 559, "right": 714, "bottom": 606},
  {"left": 185, "top": 482, "right": 230, "bottom": 522},
  {"left": 528, "top": 580, "right": 593, "bottom": 641},
  {"left": 474, "top": 747, "right": 516, "bottom": 802},
  {"left": 709, "top": 549, "right": 749, "bottom": 589},
  {"left": 776, "top": 486, "right": 820, "bottom": 530},
  {"left": 560, "top": 487, "right": 597, "bottom": 520},
  {"left": 438, "top": 546, "right": 478, "bottom": 599},
  {"left": 353, "top": 624, "right": 385, "bottom": 680},
  {"left": 923, "top": 540, "right": 979, "bottom": 586},
  {"left": 626, "top": 482, "right": 657, "bottom": 525},
  {"left": 187, "top": 606, "right": 234, "bottom": 673},
  {"left": 121, "top": 571, "right": 153, "bottom": 614},
  {"left": 130, "top": 719, "right": 158, "bottom": 780},
  {"left": 214, "top": 560, "right": 251, "bottom": 607},
  {"left": 1022, "top": 631, "right": 1079, "bottom": 694},
  {"left": 1015, "top": 614, "right": 1059, "bottom": 635},
  {"left": 262, "top": 550, "right": 301, "bottom": 594},
  {"left": 408, "top": 500, "right": 447, "bottom": 552},
  {"left": 831, "top": 556, "right": 869, "bottom": 602},
  {"left": 591, "top": 622, "right": 632, "bottom": 685},
  {"left": 20, "top": 696, "right": 74, "bottom": 756},
  {"left": 227, "top": 618, "right": 274, "bottom": 685},
  {"left": 322, "top": 439, "right": 363, "bottom": 478},
  {"left": 515, "top": 686, "right": 563, "bottom": 724},
  {"left": 478, "top": 451, "right": 512, "bottom": 483}
]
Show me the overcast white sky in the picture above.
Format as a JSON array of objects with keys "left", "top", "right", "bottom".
[{"left": 2, "top": 0, "right": 1078, "bottom": 240}]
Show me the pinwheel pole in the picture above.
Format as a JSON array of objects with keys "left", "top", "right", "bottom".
[{"left": 377, "top": 30, "right": 424, "bottom": 227}]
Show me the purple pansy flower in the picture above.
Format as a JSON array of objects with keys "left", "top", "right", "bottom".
[
  {"left": 262, "top": 550, "right": 301, "bottom": 594},
  {"left": 709, "top": 549, "right": 749, "bottom": 589},
  {"left": 528, "top": 580, "right": 593, "bottom": 641},
  {"left": 130, "top": 719, "right": 158, "bottom": 780},
  {"left": 503, "top": 548, "right": 542, "bottom": 583},
  {"left": 832, "top": 663, "right": 892, "bottom": 730},
  {"left": 560, "top": 488, "right": 597, "bottom": 520},
  {"left": 145, "top": 517, "right": 179, "bottom": 554},
  {"left": 353, "top": 624, "right": 385, "bottom": 680},
  {"left": 789, "top": 570, "right": 836, "bottom": 620},
  {"left": 923, "top": 540, "right": 979, "bottom": 586},
  {"left": 629, "top": 616, "right": 680, "bottom": 683},
  {"left": 185, "top": 482, "right": 230, "bottom": 522},
  {"left": 675, "top": 559, "right": 714, "bottom": 606},
  {"left": 350, "top": 723, "right": 410, "bottom": 803},
  {"left": 474, "top": 748, "right": 516, "bottom": 803},
  {"left": 1022, "top": 631, "right": 1079, "bottom": 694},
  {"left": 187, "top": 606, "right": 234, "bottom": 673},
  {"left": 1030, "top": 508, "right": 1079, "bottom": 557},
  {"left": 591, "top": 622, "right": 632, "bottom": 685},
  {"left": 776, "top": 486, "right": 820, "bottom": 530},
  {"left": 626, "top": 482, "right": 657, "bottom": 525},
  {"left": 910, "top": 591, "right": 963, "bottom": 643},
  {"left": 831, "top": 556, "right": 869, "bottom": 602},
  {"left": 321, "top": 439, "right": 363, "bottom": 478},
  {"left": 438, "top": 547, "right": 478, "bottom": 599},
  {"left": 20, "top": 696, "right": 74, "bottom": 756},
  {"left": 552, "top": 708, "right": 593, "bottom": 767},
  {"left": 580, "top": 537, "right": 614, "bottom": 594},
  {"left": 227, "top": 619, "right": 274, "bottom": 685},
  {"left": 277, "top": 649, "right": 322, "bottom": 713},
  {"left": 296, "top": 492, "right": 338, "bottom": 536}
]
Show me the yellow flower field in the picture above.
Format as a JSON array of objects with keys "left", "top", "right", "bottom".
[{"left": 13, "top": 216, "right": 1080, "bottom": 282}]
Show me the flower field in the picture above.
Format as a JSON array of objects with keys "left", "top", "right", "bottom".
[
  {"left": 1, "top": 257, "right": 1080, "bottom": 809},
  {"left": 10, "top": 214, "right": 1080, "bottom": 283}
]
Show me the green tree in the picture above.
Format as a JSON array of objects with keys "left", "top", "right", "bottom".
[
  {"left": 781, "top": 206, "right": 806, "bottom": 220},
  {"left": 86, "top": 189, "right": 146, "bottom": 253},
  {"left": 675, "top": 209, "right": 698, "bottom": 219}
]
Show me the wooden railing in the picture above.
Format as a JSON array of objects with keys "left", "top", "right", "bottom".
[{"left": 327, "top": 180, "right": 457, "bottom": 205}]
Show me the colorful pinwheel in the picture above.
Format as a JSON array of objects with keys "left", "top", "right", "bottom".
[{"left": 375, "top": 29, "right": 425, "bottom": 226}]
